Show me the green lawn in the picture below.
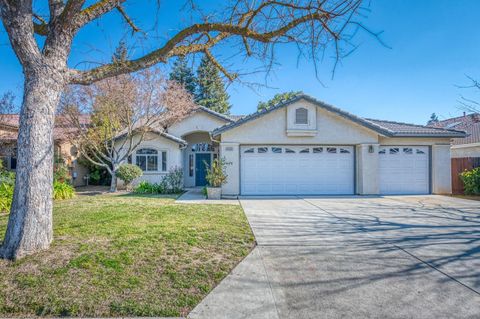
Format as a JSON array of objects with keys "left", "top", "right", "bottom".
[{"left": 0, "top": 194, "right": 254, "bottom": 317}]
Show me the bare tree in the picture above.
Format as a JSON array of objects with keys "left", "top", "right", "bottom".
[
  {"left": 0, "top": 0, "right": 370, "bottom": 259},
  {"left": 60, "top": 69, "right": 196, "bottom": 192},
  {"left": 458, "top": 75, "right": 480, "bottom": 113}
]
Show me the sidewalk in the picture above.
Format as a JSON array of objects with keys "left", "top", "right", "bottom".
[{"left": 175, "top": 188, "right": 240, "bottom": 205}]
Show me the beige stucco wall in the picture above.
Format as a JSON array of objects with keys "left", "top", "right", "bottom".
[
  {"left": 168, "top": 110, "right": 229, "bottom": 138},
  {"left": 220, "top": 142, "right": 240, "bottom": 196},
  {"left": 116, "top": 132, "right": 183, "bottom": 187},
  {"left": 221, "top": 99, "right": 379, "bottom": 145},
  {"left": 56, "top": 141, "right": 89, "bottom": 187},
  {"left": 432, "top": 144, "right": 452, "bottom": 194},
  {"left": 451, "top": 144, "right": 480, "bottom": 158},
  {"left": 356, "top": 144, "right": 380, "bottom": 195}
]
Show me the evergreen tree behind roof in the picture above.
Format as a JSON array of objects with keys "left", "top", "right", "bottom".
[
  {"left": 169, "top": 56, "right": 196, "bottom": 96},
  {"left": 195, "top": 55, "right": 231, "bottom": 114}
]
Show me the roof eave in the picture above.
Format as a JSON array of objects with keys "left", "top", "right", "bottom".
[
  {"left": 196, "top": 106, "right": 235, "bottom": 123},
  {"left": 390, "top": 133, "right": 467, "bottom": 138},
  {"left": 213, "top": 95, "right": 395, "bottom": 137},
  {"left": 114, "top": 129, "right": 187, "bottom": 146}
]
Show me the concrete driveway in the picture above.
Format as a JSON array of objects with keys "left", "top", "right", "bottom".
[{"left": 189, "top": 196, "right": 480, "bottom": 319}]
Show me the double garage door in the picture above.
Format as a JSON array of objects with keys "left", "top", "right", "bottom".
[
  {"left": 240, "top": 145, "right": 430, "bottom": 195},
  {"left": 241, "top": 145, "right": 355, "bottom": 195}
]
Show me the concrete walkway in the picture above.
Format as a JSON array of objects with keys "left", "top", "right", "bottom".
[
  {"left": 189, "top": 195, "right": 480, "bottom": 319},
  {"left": 176, "top": 188, "right": 240, "bottom": 205}
]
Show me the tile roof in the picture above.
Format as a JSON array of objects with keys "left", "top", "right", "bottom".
[
  {"left": 364, "top": 118, "right": 466, "bottom": 137},
  {"left": 428, "top": 113, "right": 480, "bottom": 145},
  {"left": 213, "top": 94, "right": 466, "bottom": 138},
  {"left": 228, "top": 114, "right": 246, "bottom": 121},
  {"left": 195, "top": 106, "right": 236, "bottom": 123},
  {"left": 0, "top": 114, "right": 91, "bottom": 141},
  {"left": 1, "top": 114, "right": 187, "bottom": 146}
]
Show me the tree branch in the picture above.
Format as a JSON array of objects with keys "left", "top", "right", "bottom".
[
  {"left": 204, "top": 49, "right": 237, "bottom": 81},
  {"left": 69, "top": 10, "right": 334, "bottom": 84},
  {"left": 116, "top": 5, "right": 140, "bottom": 33},
  {"left": 76, "top": 0, "right": 125, "bottom": 29}
]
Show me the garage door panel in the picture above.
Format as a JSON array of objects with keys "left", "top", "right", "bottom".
[
  {"left": 379, "top": 146, "right": 429, "bottom": 195},
  {"left": 241, "top": 145, "right": 354, "bottom": 195}
]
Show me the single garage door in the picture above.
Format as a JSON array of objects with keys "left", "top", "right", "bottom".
[
  {"left": 379, "top": 146, "right": 430, "bottom": 194},
  {"left": 241, "top": 145, "right": 354, "bottom": 195}
]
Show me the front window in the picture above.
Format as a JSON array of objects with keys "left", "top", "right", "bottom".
[
  {"left": 136, "top": 148, "right": 167, "bottom": 172},
  {"left": 295, "top": 107, "right": 308, "bottom": 124}
]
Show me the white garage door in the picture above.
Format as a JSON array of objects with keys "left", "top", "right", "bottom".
[
  {"left": 241, "top": 145, "right": 354, "bottom": 195},
  {"left": 379, "top": 146, "right": 430, "bottom": 195}
]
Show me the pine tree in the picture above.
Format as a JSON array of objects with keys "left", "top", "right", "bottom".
[
  {"left": 428, "top": 113, "right": 439, "bottom": 125},
  {"left": 195, "top": 55, "right": 231, "bottom": 114},
  {"left": 169, "top": 56, "right": 196, "bottom": 96},
  {"left": 257, "top": 91, "right": 303, "bottom": 111}
]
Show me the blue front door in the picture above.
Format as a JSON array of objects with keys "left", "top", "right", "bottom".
[{"left": 195, "top": 153, "right": 211, "bottom": 186}]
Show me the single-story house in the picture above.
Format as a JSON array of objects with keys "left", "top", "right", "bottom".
[{"left": 129, "top": 94, "right": 465, "bottom": 196}]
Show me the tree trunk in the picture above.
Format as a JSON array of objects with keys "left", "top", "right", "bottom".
[
  {"left": 0, "top": 72, "right": 64, "bottom": 260},
  {"left": 109, "top": 170, "right": 118, "bottom": 192}
]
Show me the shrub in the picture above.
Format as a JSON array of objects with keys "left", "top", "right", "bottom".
[
  {"left": 133, "top": 169, "right": 183, "bottom": 195},
  {"left": 54, "top": 162, "right": 71, "bottom": 183},
  {"left": 0, "top": 166, "right": 15, "bottom": 213},
  {"left": 205, "top": 158, "right": 229, "bottom": 187},
  {"left": 460, "top": 167, "right": 480, "bottom": 195},
  {"left": 89, "top": 169, "right": 101, "bottom": 184},
  {"left": 116, "top": 164, "right": 143, "bottom": 189},
  {"left": 0, "top": 182, "right": 14, "bottom": 213},
  {"left": 163, "top": 167, "right": 183, "bottom": 193},
  {"left": 133, "top": 181, "right": 167, "bottom": 194},
  {"left": 53, "top": 181, "right": 76, "bottom": 200}
]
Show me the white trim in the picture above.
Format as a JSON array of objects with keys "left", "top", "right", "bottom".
[
  {"left": 286, "top": 129, "right": 317, "bottom": 137},
  {"left": 451, "top": 142, "right": 480, "bottom": 149}
]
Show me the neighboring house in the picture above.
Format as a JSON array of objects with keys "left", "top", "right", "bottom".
[
  {"left": 0, "top": 115, "right": 89, "bottom": 187},
  {"left": 428, "top": 113, "right": 480, "bottom": 193},
  {"left": 428, "top": 113, "right": 480, "bottom": 158},
  {"left": 128, "top": 94, "right": 465, "bottom": 196}
]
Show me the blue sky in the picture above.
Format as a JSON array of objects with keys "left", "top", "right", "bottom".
[{"left": 1, "top": 0, "right": 480, "bottom": 124}]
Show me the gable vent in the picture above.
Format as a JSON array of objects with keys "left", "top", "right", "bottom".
[{"left": 295, "top": 108, "right": 308, "bottom": 124}]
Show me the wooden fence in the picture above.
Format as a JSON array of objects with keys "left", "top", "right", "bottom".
[{"left": 451, "top": 157, "right": 480, "bottom": 194}]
